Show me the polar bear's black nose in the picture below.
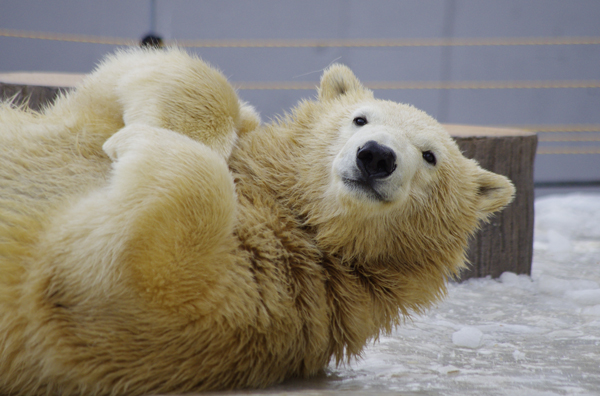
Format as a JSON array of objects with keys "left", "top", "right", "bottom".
[{"left": 356, "top": 141, "right": 397, "bottom": 180}]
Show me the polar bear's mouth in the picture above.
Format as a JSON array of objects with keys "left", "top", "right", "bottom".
[{"left": 342, "top": 178, "right": 388, "bottom": 202}]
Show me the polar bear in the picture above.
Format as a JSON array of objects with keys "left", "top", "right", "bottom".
[{"left": 0, "top": 48, "right": 514, "bottom": 395}]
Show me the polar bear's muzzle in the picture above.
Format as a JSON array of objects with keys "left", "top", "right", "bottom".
[
  {"left": 340, "top": 140, "right": 398, "bottom": 202},
  {"left": 356, "top": 141, "right": 397, "bottom": 180}
]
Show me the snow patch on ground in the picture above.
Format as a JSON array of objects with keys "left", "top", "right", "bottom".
[{"left": 452, "top": 327, "right": 484, "bottom": 349}]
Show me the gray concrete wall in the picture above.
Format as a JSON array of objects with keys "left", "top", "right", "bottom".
[{"left": 1, "top": 0, "right": 599, "bottom": 187}]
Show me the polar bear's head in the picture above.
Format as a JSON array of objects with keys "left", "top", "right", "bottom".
[
  {"left": 288, "top": 64, "right": 515, "bottom": 276},
  {"left": 330, "top": 99, "right": 451, "bottom": 206},
  {"left": 316, "top": 65, "right": 514, "bottom": 214}
]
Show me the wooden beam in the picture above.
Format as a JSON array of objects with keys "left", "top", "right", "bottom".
[
  {"left": 446, "top": 125, "right": 537, "bottom": 280},
  {"left": 0, "top": 72, "right": 82, "bottom": 111}
]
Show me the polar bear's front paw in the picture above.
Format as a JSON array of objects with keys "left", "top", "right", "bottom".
[
  {"left": 103, "top": 124, "right": 184, "bottom": 162},
  {"left": 103, "top": 125, "right": 141, "bottom": 162}
]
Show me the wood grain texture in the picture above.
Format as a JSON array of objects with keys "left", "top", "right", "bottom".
[
  {"left": 448, "top": 125, "right": 538, "bottom": 280},
  {"left": 0, "top": 82, "right": 69, "bottom": 111},
  {"left": 0, "top": 72, "right": 81, "bottom": 111}
]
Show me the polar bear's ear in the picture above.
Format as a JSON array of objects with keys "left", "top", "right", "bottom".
[
  {"left": 474, "top": 169, "right": 516, "bottom": 219},
  {"left": 318, "top": 64, "right": 370, "bottom": 101},
  {"left": 236, "top": 100, "right": 261, "bottom": 135}
]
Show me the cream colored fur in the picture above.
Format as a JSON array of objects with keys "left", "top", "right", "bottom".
[{"left": 0, "top": 48, "right": 514, "bottom": 395}]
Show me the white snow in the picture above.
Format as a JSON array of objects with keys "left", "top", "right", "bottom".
[
  {"left": 257, "top": 193, "right": 600, "bottom": 396},
  {"left": 452, "top": 327, "right": 484, "bottom": 349},
  {"left": 565, "top": 289, "right": 600, "bottom": 306},
  {"left": 512, "top": 349, "right": 526, "bottom": 361}
]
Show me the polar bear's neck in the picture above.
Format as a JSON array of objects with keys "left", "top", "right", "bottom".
[{"left": 228, "top": 120, "right": 450, "bottom": 363}]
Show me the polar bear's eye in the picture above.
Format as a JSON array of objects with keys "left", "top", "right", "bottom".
[
  {"left": 353, "top": 117, "right": 368, "bottom": 127},
  {"left": 422, "top": 151, "right": 437, "bottom": 165}
]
